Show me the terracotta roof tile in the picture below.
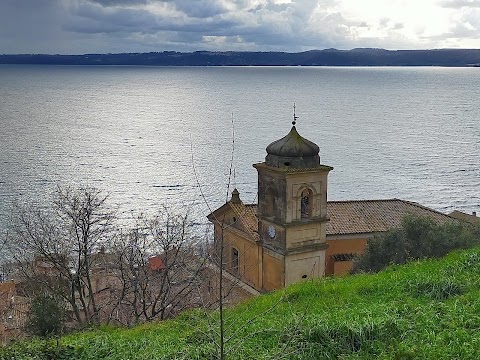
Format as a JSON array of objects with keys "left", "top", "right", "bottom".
[
  {"left": 148, "top": 255, "right": 165, "bottom": 271},
  {"left": 233, "top": 199, "right": 455, "bottom": 237},
  {"left": 448, "top": 210, "right": 480, "bottom": 225},
  {"left": 326, "top": 199, "right": 456, "bottom": 235},
  {"left": 228, "top": 202, "right": 260, "bottom": 241}
]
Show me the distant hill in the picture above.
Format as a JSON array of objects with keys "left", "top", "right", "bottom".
[{"left": 2, "top": 48, "right": 480, "bottom": 66}]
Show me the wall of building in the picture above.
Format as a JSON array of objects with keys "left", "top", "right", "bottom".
[
  {"left": 332, "top": 261, "right": 354, "bottom": 276},
  {"left": 259, "top": 221, "right": 286, "bottom": 253},
  {"left": 262, "top": 249, "right": 284, "bottom": 291},
  {"left": 224, "top": 229, "right": 262, "bottom": 290},
  {"left": 285, "top": 250, "right": 325, "bottom": 286},
  {"left": 285, "top": 222, "right": 326, "bottom": 250},
  {"left": 257, "top": 168, "right": 287, "bottom": 222},
  {"left": 325, "top": 234, "right": 371, "bottom": 276}
]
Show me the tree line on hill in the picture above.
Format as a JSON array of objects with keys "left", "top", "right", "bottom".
[{"left": 2, "top": 49, "right": 480, "bottom": 66}]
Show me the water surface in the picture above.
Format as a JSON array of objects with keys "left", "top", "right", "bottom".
[{"left": 1, "top": 65, "right": 479, "bottom": 236}]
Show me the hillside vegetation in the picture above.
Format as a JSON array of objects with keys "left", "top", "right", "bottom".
[
  {"left": 352, "top": 214, "right": 480, "bottom": 273},
  {"left": 3, "top": 247, "right": 480, "bottom": 359}
]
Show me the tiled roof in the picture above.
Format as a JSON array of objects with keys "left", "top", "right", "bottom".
[
  {"left": 331, "top": 253, "right": 356, "bottom": 261},
  {"left": 326, "top": 199, "right": 456, "bottom": 236},
  {"left": 0, "top": 282, "right": 15, "bottom": 294},
  {"left": 148, "top": 255, "right": 165, "bottom": 271},
  {"left": 448, "top": 210, "right": 480, "bottom": 225},
  {"left": 228, "top": 202, "right": 260, "bottom": 241},
  {"left": 221, "top": 199, "right": 455, "bottom": 237}
]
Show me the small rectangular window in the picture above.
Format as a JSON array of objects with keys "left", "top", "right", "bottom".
[{"left": 232, "top": 248, "right": 239, "bottom": 273}]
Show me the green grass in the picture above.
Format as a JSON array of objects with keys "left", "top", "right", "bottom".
[{"left": 4, "top": 248, "right": 480, "bottom": 359}]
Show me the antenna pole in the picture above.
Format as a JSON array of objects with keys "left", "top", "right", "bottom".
[{"left": 292, "top": 103, "right": 298, "bottom": 125}]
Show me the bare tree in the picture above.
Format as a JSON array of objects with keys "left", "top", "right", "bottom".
[
  {"left": 108, "top": 207, "right": 206, "bottom": 325},
  {"left": 0, "top": 236, "right": 9, "bottom": 282},
  {"left": 5, "top": 186, "right": 115, "bottom": 327}
]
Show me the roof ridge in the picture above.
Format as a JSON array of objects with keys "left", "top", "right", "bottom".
[
  {"left": 399, "top": 199, "right": 457, "bottom": 220},
  {"left": 245, "top": 199, "right": 405, "bottom": 206},
  {"left": 326, "top": 198, "right": 400, "bottom": 204}
]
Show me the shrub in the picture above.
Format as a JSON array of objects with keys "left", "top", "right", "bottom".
[
  {"left": 25, "top": 294, "right": 66, "bottom": 338},
  {"left": 351, "top": 215, "right": 480, "bottom": 274}
]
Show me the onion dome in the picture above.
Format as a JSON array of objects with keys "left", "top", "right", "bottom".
[{"left": 265, "top": 126, "right": 320, "bottom": 169}]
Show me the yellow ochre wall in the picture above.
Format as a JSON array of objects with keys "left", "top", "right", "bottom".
[
  {"left": 325, "top": 234, "right": 371, "bottom": 276},
  {"left": 284, "top": 250, "right": 325, "bottom": 286},
  {"left": 223, "top": 229, "right": 262, "bottom": 290},
  {"left": 262, "top": 249, "right": 284, "bottom": 291}
]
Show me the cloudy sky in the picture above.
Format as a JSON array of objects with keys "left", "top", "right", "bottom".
[{"left": 1, "top": 0, "right": 480, "bottom": 54}]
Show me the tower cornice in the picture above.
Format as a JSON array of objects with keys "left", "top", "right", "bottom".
[
  {"left": 257, "top": 215, "right": 330, "bottom": 227},
  {"left": 253, "top": 162, "right": 333, "bottom": 173}
]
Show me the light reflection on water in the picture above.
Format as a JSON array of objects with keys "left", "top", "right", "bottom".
[{"left": 0, "top": 65, "right": 479, "bottom": 238}]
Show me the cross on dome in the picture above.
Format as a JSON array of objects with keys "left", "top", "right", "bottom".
[{"left": 292, "top": 103, "right": 298, "bottom": 126}]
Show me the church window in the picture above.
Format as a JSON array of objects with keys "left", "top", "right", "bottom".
[
  {"left": 232, "top": 248, "right": 239, "bottom": 273},
  {"left": 300, "top": 188, "right": 313, "bottom": 219}
]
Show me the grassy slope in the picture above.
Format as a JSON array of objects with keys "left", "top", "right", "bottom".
[{"left": 4, "top": 248, "right": 480, "bottom": 359}]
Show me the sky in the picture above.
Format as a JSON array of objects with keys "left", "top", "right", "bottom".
[{"left": 1, "top": 0, "right": 480, "bottom": 54}]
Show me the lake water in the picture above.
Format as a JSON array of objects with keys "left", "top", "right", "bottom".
[{"left": 1, "top": 65, "right": 479, "bottom": 238}]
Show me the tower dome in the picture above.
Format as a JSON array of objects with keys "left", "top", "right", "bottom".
[{"left": 265, "top": 125, "right": 320, "bottom": 169}]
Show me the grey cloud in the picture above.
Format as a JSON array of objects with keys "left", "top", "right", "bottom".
[
  {"left": 426, "top": 6, "right": 480, "bottom": 41},
  {"left": 239, "top": 2, "right": 383, "bottom": 50},
  {"left": 448, "top": 21, "right": 480, "bottom": 38},
  {"left": 69, "top": 2, "right": 160, "bottom": 31},
  {"left": 393, "top": 23, "right": 404, "bottom": 30},
  {"left": 0, "top": 0, "right": 442, "bottom": 54},
  {"left": 291, "top": 0, "right": 321, "bottom": 17},
  {"left": 378, "top": 18, "right": 404, "bottom": 31},
  {"left": 64, "top": 0, "right": 241, "bottom": 46},
  {"left": 0, "top": 0, "right": 375, "bottom": 53},
  {"left": 379, "top": 17, "right": 389, "bottom": 27},
  {"left": 167, "top": 0, "right": 228, "bottom": 18},
  {"left": 425, "top": 27, "right": 477, "bottom": 40},
  {"left": 67, "top": 0, "right": 316, "bottom": 49},
  {"left": 250, "top": 1, "right": 290, "bottom": 12},
  {"left": 89, "top": 0, "right": 149, "bottom": 6},
  {"left": 439, "top": 0, "right": 480, "bottom": 8},
  {"left": 0, "top": 0, "right": 71, "bottom": 54}
]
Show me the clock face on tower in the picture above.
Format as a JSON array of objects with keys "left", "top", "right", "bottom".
[{"left": 268, "top": 225, "right": 276, "bottom": 238}]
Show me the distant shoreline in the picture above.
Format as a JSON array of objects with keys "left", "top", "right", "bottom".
[{"left": 2, "top": 49, "right": 480, "bottom": 67}]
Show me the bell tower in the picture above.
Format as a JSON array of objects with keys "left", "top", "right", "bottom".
[{"left": 253, "top": 108, "right": 333, "bottom": 290}]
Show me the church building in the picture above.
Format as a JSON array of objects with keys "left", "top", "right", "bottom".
[{"left": 208, "top": 112, "right": 458, "bottom": 292}]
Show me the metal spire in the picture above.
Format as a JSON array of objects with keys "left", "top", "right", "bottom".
[{"left": 293, "top": 103, "right": 298, "bottom": 126}]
